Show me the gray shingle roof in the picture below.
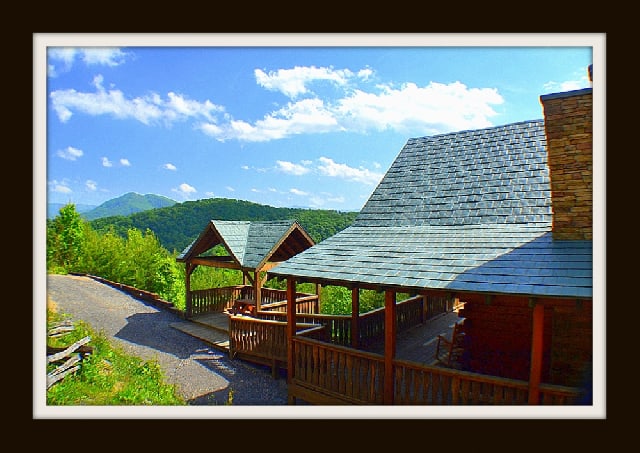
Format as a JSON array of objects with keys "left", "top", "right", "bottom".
[
  {"left": 271, "top": 120, "right": 593, "bottom": 299},
  {"left": 177, "top": 220, "right": 313, "bottom": 270},
  {"left": 355, "top": 120, "right": 551, "bottom": 227}
]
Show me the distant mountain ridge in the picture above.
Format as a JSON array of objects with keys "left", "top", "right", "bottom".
[
  {"left": 89, "top": 196, "right": 359, "bottom": 253},
  {"left": 48, "top": 202, "right": 97, "bottom": 219},
  {"left": 81, "top": 192, "right": 177, "bottom": 221}
]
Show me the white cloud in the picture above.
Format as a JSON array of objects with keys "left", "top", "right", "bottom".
[
  {"left": 205, "top": 191, "right": 215, "bottom": 197},
  {"left": 336, "top": 81, "right": 503, "bottom": 134},
  {"left": 316, "top": 157, "right": 384, "bottom": 185},
  {"left": 50, "top": 74, "right": 224, "bottom": 125},
  {"left": 120, "top": 158, "right": 131, "bottom": 166},
  {"left": 202, "top": 98, "right": 338, "bottom": 142},
  {"left": 80, "top": 48, "right": 130, "bottom": 67},
  {"left": 276, "top": 160, "right": 311, "bottom": 176},
  {"left": 50, "top": 63, "right": 505, "bottom": 143},
  {"left": 202, "top": 69, "right": 504, "bottom": 142},
  {"left": 56, "top": 146, "right": 83, "bottom": 161},
  {"left": 309, "top": 193, "right": 346, "bottom": 207},
  {"left": 48, "top": 48, "right": 131, "bottom": 77},
  {"left": 357, "top": 68, "right": 374, "bottom": 80},
  {"left": 179, "top": 183, "right": 196, "bottom": 193},
  {"left": 255, "top": 65, "right": 354, "bottom": 98},
  {"left": 172, "top": 183, "right": 197, "bottom": 200},
  {"left": 49, "top": 180, "right": 72, "bottom": 194},
  {"left": 101, "top": 157, "right": 112, "bottom": 167},
  {"left": 226, "top": 186, "right": 235, "bottom": 192},
  {"left": 543, "top": 74, "right": 591, "bottom": 93},
  {"left": 163, "top": 163, "right": 177, "bottom": 171},
  {"left": 290, "top": 188, "right": 308, "bottom": 196},
  {"left": 85, "top": 180, "right": 97, "bottom": 191}
]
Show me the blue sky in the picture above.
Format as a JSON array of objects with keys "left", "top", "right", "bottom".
[{"left": 39, "top": 34, "right": 597, "bottom": 212}]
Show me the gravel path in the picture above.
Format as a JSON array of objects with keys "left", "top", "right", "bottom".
[{"left": 46, "top": 274, "right": 290, "bottom": 406}]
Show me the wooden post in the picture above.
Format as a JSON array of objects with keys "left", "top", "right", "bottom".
[
  {"left": 528, "top": 301, "right": 544, "bottom": 404},
  {"left": 286, "top": 277, "right": 296, "bottom": 387},
  {"left": 254, "top": 270, "right": 263, "bottom": 312},
  {"left": 383, "top": 290, "right": 396, "bottom": 404},
  {"left": 315, "top": 283, "right": 322, "bottom": 313},
  {"left": 351, "top": 287, "right": 360, "bottom": 349},
  {"left": 185, "top": 262, "right": 193, "bottom": 319}
]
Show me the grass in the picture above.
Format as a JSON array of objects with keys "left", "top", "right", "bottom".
[{"left": 46, "top": 299, "right": 186, "bottom": 406}]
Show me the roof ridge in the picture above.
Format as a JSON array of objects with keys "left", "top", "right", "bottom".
[{"left": 406, "top": 119, "right": 544, "bottom": 142}]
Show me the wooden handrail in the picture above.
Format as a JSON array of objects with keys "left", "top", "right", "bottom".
[{"left": 290, "top": 336, "right": 580, "bottom": 405}]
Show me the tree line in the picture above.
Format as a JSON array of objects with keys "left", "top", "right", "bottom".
[
  {"left": 47, "top": 203, "right": 390, "bottom": 314},
  {"left": 88, "top": 197, "right": 359, "bottom": 254}
]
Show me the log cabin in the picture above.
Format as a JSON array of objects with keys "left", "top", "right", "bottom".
[{"left": 270, "top": 66, "right": 596, "bottom": 405}]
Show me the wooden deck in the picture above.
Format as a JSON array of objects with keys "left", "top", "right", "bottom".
[
  {"left": 171, "top": 310, "right": 462, "bottom": 367},
  {"left": 361, "top": 310, "right": 461, "bottom": 366},
  {"left": 170, "top": 312, "right": 232, "bottom": 350}
]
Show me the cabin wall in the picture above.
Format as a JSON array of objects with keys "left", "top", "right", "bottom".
[
  {"left": 460, "top": 295, "right": 592, "bottom": 387},
  {"left": 549, "top": 298, "right": 593, "bottom": 388}
]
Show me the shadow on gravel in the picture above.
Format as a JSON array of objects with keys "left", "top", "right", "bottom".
[
  {"left": 115, "top": 311, "right": 292, "bottom": 405},
  {"left": 115, "top": 312, "right": 204, "bottom": 360},
  {"left": 188, "top": 357, "right": 290, "bottom": 405}
]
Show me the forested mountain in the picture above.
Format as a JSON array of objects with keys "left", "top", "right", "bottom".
[
  {"left": 82, "top": 192, "right": 177, "bottom": 220},
  {"left": 89, "top": 197, "right": 359, "bottom": 253}
]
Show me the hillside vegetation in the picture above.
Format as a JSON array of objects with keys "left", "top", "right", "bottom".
[
  {"left": 89, "top": 197, "right": 359, "bottom": 253},
  {"left": 47, "top": 203, "right": 388, "bottom": 315},
  {"left": 47, "top": 301, "right": 185, "bottom": 405}
]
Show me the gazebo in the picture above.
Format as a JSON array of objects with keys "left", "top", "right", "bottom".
[{"left": 176, "top": 219, "right": 317, "bottom": 318}]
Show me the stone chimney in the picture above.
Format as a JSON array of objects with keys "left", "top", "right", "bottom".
[{"left": 539, "top": 68, "right": 593, "bottom": 241}]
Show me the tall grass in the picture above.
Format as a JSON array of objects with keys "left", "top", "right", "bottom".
[{"left": 47, "top": 305, "right": 185, "bottom": 406}]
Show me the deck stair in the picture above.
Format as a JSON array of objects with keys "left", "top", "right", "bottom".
[{"left": 170, "top": 312, "right": 232, "bottom": 352}]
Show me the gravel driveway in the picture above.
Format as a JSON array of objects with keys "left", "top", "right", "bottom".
[{"left": 46, "top": 274, "right": 290, "bottom": 406}]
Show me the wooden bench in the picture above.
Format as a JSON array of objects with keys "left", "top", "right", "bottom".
[{"left": 435, "top": 319, "right": 465, "bottom": 368}]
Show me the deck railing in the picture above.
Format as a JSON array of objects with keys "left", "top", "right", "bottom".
[
  {"left": 290, "top": 335, "right": 385, "bottom": 404},
  {"left": 257, "top": 295, "right": 431, "bottom": 348},
  {"left": 260, "top": 295, "right": 320, "bottom": 314},
  {"left": 289, "top": 336, "right": 581, "bottom": 405},
  {"left": 228, "top": 316, "right": 318, "bottom": 378},
  {"left": 189, "top": 285, "right": 245, "bottom": 316},
  {"left": 188, "top": 285, "right": 318, "bottom": 317}
]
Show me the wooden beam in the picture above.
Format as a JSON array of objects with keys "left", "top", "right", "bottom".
[
  {"left": 259, "top": 262, "right": 280, "bottom": 272},
  {"left": 351, "top": 288, "right": 360, "bottom": 349},
  {"left": 383, "top": 290, "right": 396, "bottom": 404},
  {"left": 286, "top": 277, "right": 296, "bottom": 388},
  {"left": 528, "top": 301, "right": 544, "bottom": 404},
  {"left": 191, "top": 257, "right": 241, "bottom": 270}
]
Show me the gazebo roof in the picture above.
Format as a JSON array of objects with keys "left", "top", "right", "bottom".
[
  {"left": 176, "top": 219, "right": 315, "bottom": 271},
  {"left": 271, "top": 120, "right": 592, "bottom": 299}
]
